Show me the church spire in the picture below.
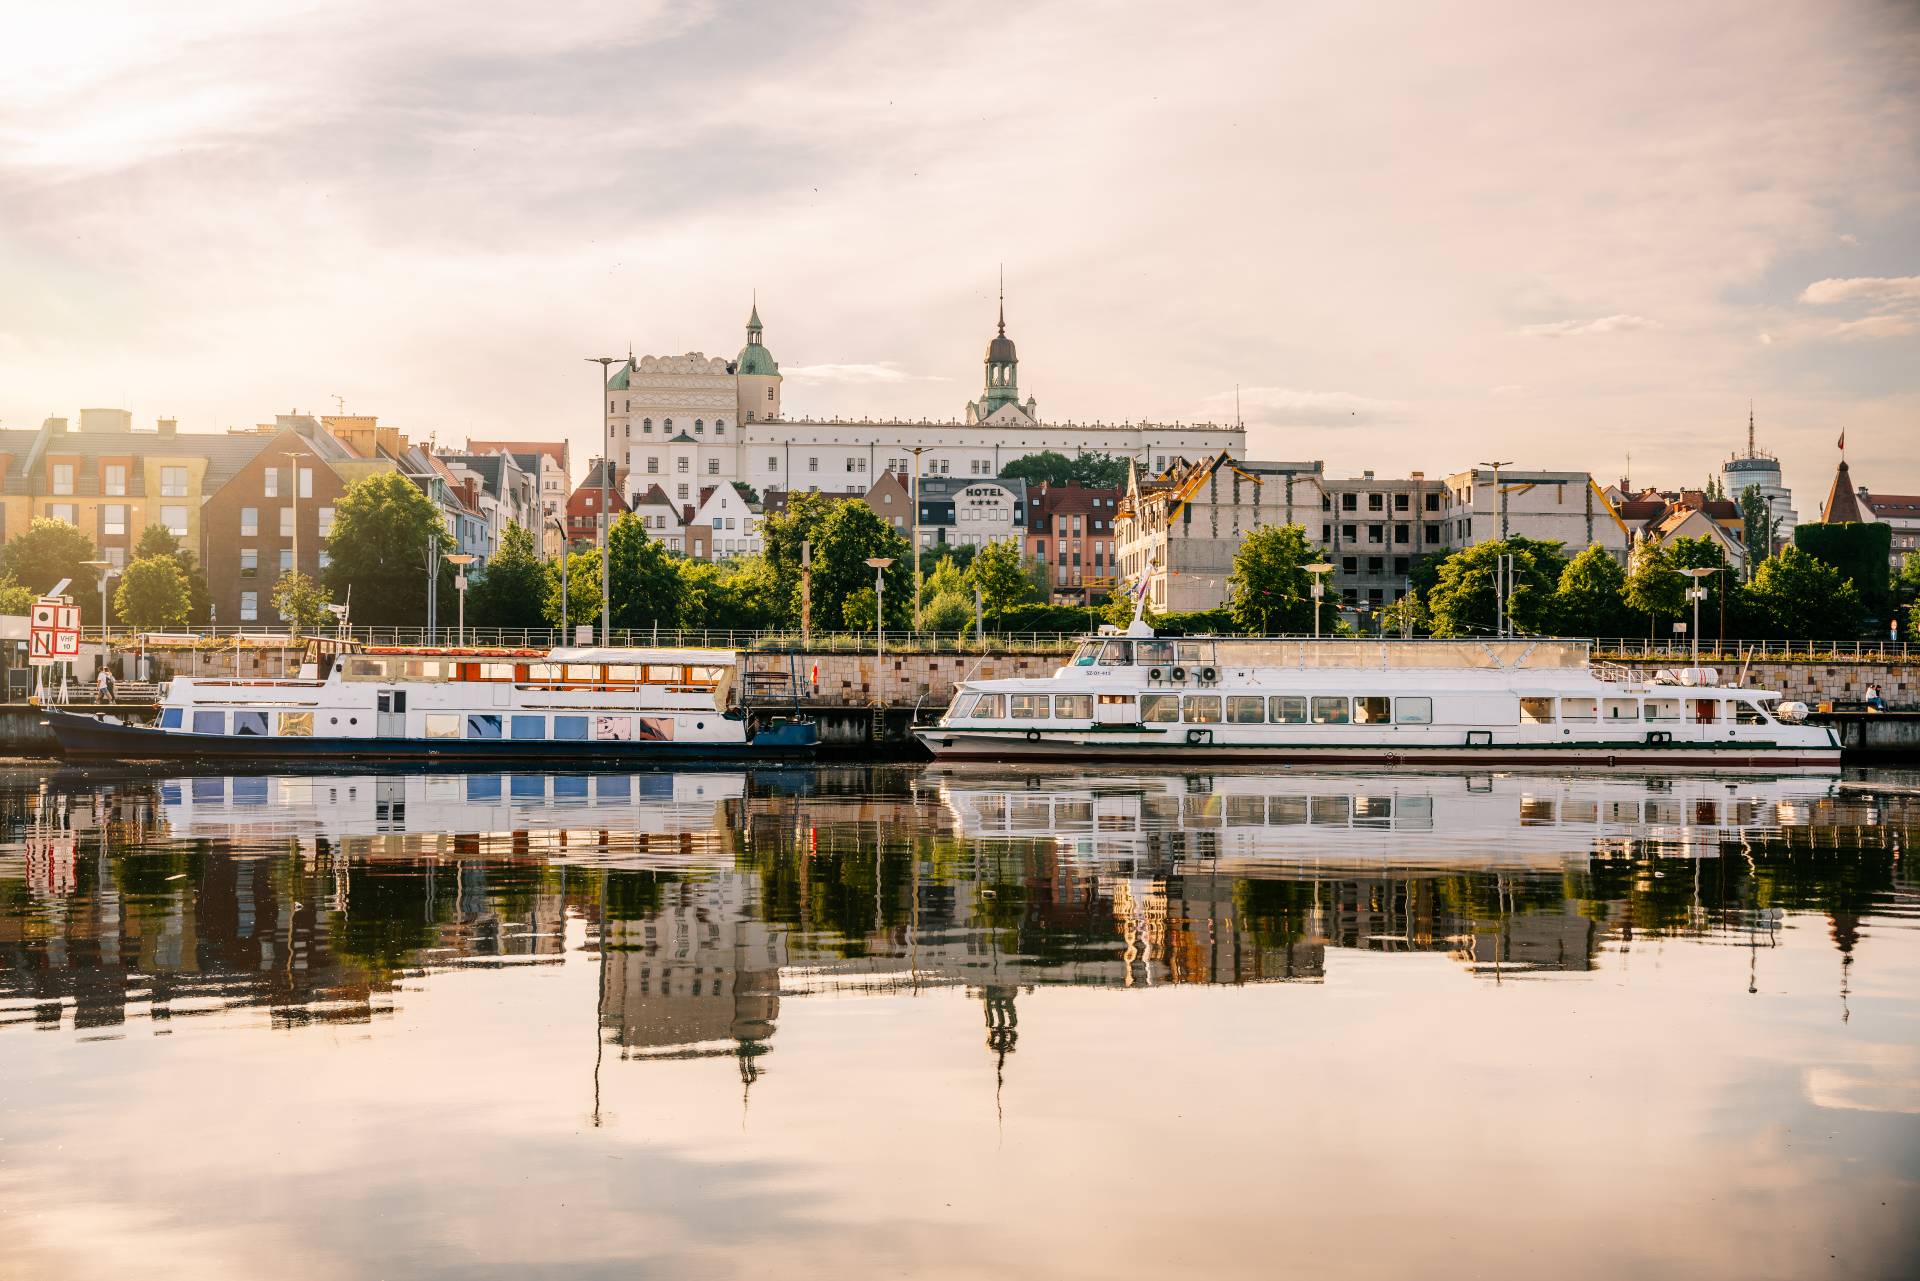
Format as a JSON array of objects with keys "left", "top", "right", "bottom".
[{"left": 997, "top": 264, "right": 1005, "bottom": 336}]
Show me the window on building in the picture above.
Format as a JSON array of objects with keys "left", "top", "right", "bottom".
[
  {"left": 240, "top": 591, "right": 258, "bottom": 621},
  {"left": 51, "top": 463, "right": 74, "bottom": 495},
  {"left": 161, "top": 466, "right": 187, "bottom": 497},
  {"left": 1341, "top": 493, "right": 1358, "bottom": 511},
  {"left": 1342, "top": 524, "right": 1356, "bottom": 541},
  {"left": 318, "top": 506, "right": 333, "bottom": 536},
  {"left": 695, "top": 419, "right": 704, "bottom": 433},
  {"left": 643, "top": 418, "right": 653, "bottom": 434},
  {"left": 1368, "top": 525, "right": 1383, "bottom": 543},
  {"left": 264, "top": 467, "right": 279, "bottom": 497},
  {"left": 299, "top": 468, "right": 313, "bottom": 499},
  {"left": 103, "top": 504, "right": 126, "bottom": 535},
  {"left": 715, "top": 420, "right": 725, "bottom": 435},
  {"left": 279, "top": 548, "right": 293, "bottom": 573},
  {"left": 676, "top": 484, "right": 688, "bottom": 500},
  {"left": 1425, "top": 524, "right": 1442, "bottom": 544},
  {"left": 1425, "top": 492, "right": 1441, "bottom": 511},
  {"left": 676, "top": 458, "right": 689, "bottom": 474},
  {"left": 808, "top": 457, "right": 819, "bottom": 472},
  {"left": 708, "top": 459, "right": 719, "bottom": 474},
  {"left": 104, "top": 464, "right": 127, "bottom": 496},
  {"left": 104, "top": 547, "right": 125, "bottom": 569},
  {"left": 161, "top": 505, "right": 188, "bottom": 536},
  {"left": 1341, "top": 556, "right": 1357, "bottom": 573},
  {"left": 646, "top": 458, "right": 659, "bottom": 474},
  {"left": 280, "top": 507, "right": 294, "bottom": 536},
  {"left": 766, "top": 455, "right": 778, "bottom": 471}
]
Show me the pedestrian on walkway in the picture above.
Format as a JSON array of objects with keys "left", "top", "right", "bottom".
[{"left": 1865, "top": 682, "right": 1884, "bottom": 712}]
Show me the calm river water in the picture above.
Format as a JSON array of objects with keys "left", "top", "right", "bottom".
[{"left": 2, "top": 763, "right": 1917, "bottom": 1280}]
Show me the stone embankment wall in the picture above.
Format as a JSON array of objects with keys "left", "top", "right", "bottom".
[
  {"left": 1610, "top": 659, "right": 1918, "bottom": 709},
  {"left": 742, "top": 651, "right": 1064, "bottom": 711}
]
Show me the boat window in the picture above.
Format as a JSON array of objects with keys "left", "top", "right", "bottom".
[
  {"left": 597, "top": 776, "right": 631, "bottom": 800},
  {"left": 403, "top": 660, "right": 445, "bottom": 680},
  {"left": 607, "top": 665, "right": 642, "bottom": 681},
  {"left": 1269, "top": 696, "right": 1307, "bottom": 724},
  {"left": 951, "top": 693, "right": 981, "bottom": 718},
  {"left": 345, "top": 658, "right": 388, "bottom": 679},
  {"left": 1072, "top": 642, "right": 1099, "bottom": 667},
  {"left": 1310, "top": 795, "right": 1351, "bottom": 825},
  {"left": 1644, "top": 699, "right": 1681, "bottom": 722},
  {"left": 465, "top": 775, "right": 502, "bottom": 801},
  {"left": 645, "top": 664, "right": 682, "bottom": 683},
  {"left": 1311, "top": 696, "right": 1350, "bottom": 725},
  {"left": 1175, "top": 641, "right": 1213, "bottom": 664},
  {"left": 1011, "top": 695, "right": 1048, "bottom": 719},
  {"left": 528, "top": 663, "right": 562, "bottom": 682},
  {"left": 1560, "top": 697, "right": 1597, "bottom": 721},
  {"left": 688, "top": 665, "right": 728, "bottom": 684},
  {"left": 192, "top": 710, "right": 224, "bottom": 735},
  {"left": 511, "top": 715, "right": 545, "bottom": 740},
  {"left": 479, "top": 662, "right": 516, "bottom": 680},
  {"left": 1692, "top": 699, "right": 1719, "bottom": 725},
  {"left": 1183, "top": 795, "right": 1222, "bottom": 827},
  {"left": 1141, "top": 693, "right": 1180, "bottom": 723},
  {"left": 1054, "top": 694, "right": 1093, "bottom": 719},
  {"left": 511, "top": 775, "right": 546, "bottom": 799},
  {"left": 1521, "top": 798, "right": 1556, "bottom": 825},
  {"left": 1226, "top": 795, "right": 1265, "bottom": 826},
  {"left": 566, "top": 664, "right": 601, "bottom": 682},
  {"left": 1519, "top": 697, "right": 1555, "bottom": 724},
  {"left": 276, "top": 711, "right": 312, "bottom": 737},
  {"left": 1226, "top": 695, "right": 1265, "bottom": 723},
  {"left": 1354, "top": 796, "right": 1393, "bottom": 826},
  {"left": 553, "top": 716, "right": 589, "bottom": 740},
  {"left": 1182, "top": 695, "right": 1221, "bottom": 723},
  {"left": 1395, "top": 696, "right": 1432, "bottom": 724},
  {"left": 1268, "top": 795, "right": 1308, "bottom": 825},
  {"left": 467, "top": 714, "right": 503, "bottom": 739},
  {"left": 1603, "top": 698, "right": 1638, "bottom": 721},
  {"left": 159, "top": 707, "right": 183, "bottom": 729},
  {"left": 1136, "top": 640, "right": 1174, "bottom": 666},
  {"left": 972, "top": 695, "right": 1005, "bottom": 718},
  {"left": 1735, "top": 701, "right": 1771, "bottom": 725},
  {"left": 596, "top": 716, "right": 634, "bottom": 741},
  {"left": 1099, "top": 641, "right": 1133, "bottom": 666},
  {"left": 1354, "top": 696, "right": 1391, "bottom": 724},
  {"left": 425, "top": 714, "right": 461, "bottom": 739},
  {"left": 233, "top": 710, "right": 269, "bottom": 736}
]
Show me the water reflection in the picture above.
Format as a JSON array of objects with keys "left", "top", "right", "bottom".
[{"left": 4, "top": 766, "right": 1914, "bottom": 1051}]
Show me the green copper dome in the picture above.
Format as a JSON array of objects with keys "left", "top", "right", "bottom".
[{"left": 736, "top": 300, "right": 778, "bottom": 376}]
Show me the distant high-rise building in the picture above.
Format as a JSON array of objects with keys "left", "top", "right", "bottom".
[{"left": 1721, "top": 406, "right": 1797, "bottom": 549}]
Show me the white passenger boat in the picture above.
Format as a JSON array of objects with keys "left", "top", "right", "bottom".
[
  {"left": 916, "top": 632, "right": 1838, "bottom": 769},
  {"left": 46, "top": 644, "right": 816, "bottom": 763}
]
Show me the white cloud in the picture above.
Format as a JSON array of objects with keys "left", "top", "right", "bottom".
[
  {"left": 784, "top": 363, "right": 949, "bottom": 385},
  {"left": 1513, "top": 314, "right": 1660, "bottom": 338},
  {"left": 1798, "top": 275, "right": 1920, "bottom": 306}
]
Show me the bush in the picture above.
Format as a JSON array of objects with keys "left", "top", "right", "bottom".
[
  {"left": 1153, "top": 608, "right": 1238, "bottom": 635},
  {"left": 980, "top": 603, "right": 1103, "bottom": 633}
]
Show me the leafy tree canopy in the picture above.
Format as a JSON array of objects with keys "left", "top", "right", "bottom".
[
  {"left": 969, "top": 538, "right": 1036, "bottom": 615},
  {"left": 1794, "top": 522, "right": 1894, "bottom": 622},
  {"left": 759, "top": 493, "right": 910, "bottom": 630},
  {"left": 543, "top": 548, "right": 603, "bottom": 635},
  {"left": 608, "top": 512, "right": 685, "bottom": 632},
  {"left": 114, "top": 555, "right": 191, "bottom": 633},
  {"left": 1, "top": 518, "right": 103, "bottom": 622},
  {"left": 131, "top": 523, "right": 212, "bottom": 625},
  {"left": 322, "top": 472, "right": 452, "bottom": 627},
  {"left": 1549, "top": 544, "right": 1631, "bottom": 637},
  {"left": 271, "top": 570, "right": 333, "bottom": 636},
  {"left": 1226, "top": 523, "right": 1332, "bottom": 635},
  {"left": 999, "top": 450, "right": 1129, "bottom": 489},
  {"left": 0, "top": 575, "right": 36, "bottom": 615},
  {"left": 466, "top": 522, "right": 549, "bottom": 631},
  {"left": 1427, "top": 538, "right": 1569, "bottom": 638},
  {"left": 1742, "top": 545, "right": 1863, "bottom": 640}
]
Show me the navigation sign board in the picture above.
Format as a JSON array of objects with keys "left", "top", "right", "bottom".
[{"left": 28, "top": 597, "right": 81, "bottom": 667}]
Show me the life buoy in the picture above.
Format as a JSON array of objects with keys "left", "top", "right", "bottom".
[
  {"left": 1186, "top": 728, "right": 1209, "bottom": 746},
  {"left": 1199, "top": 666, "right": 1218, "bottom": 683},
  {"left": 1025, "top": 729, "right": 1041, "bottom": 742},
  {"left": 1171, "top": 666, "right": 1187, "bottom": 682}
]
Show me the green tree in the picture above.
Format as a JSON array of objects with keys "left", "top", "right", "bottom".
[
  {"left": 1737, "top": 485, "right": 1779, "bottom": 580},
  {"left": 1623, "top": 540, "right": 1685, "bottom": 634},
  {"left": 969, "top": 538, "right": 1036, "bottom": 615},
  {"left": 1226, "top": 523, "right": 1329, "bottom": 635},
  {"left": 1427, "top": 538, "right": 1569, "bottom": 638},
  {"left": 132, "top": 523, "right": 211, "bottom": 625},
  {"left": 270, "top": 571, "right": 332, "bottom": 636},
  {"left": 1666, "top": 535, "right": 1735, "bottom": 643},
  {"left": 759, "top": 493, "right": 910, "bottom": 630},
  {"left": 921, "top": 590, "right": 972, "bottom": 633},
  {"left": 1794, "top": 522, "right": 1894, "bottom": 627},
  {"left": 0, "top": 518, "right": 102, "bottom": 621},
  {"left": 465, "top": 522, "right": 549, "bottom": 630},
  {"left": 1741, "top": 544, "right": 1863, "bottom": 640},
  {"left": 843, "top": 586, "right": 879, "bottom": 632},
  {"left": 999, "top": 451, "right": 1075, "bottom": 487},
  {"left": 607, "top": 512, "right": 684, "bottom": 632},
  {"left": 677, "top": 556, "right": 782, "bottom": 633},
  {"left": 544, "top": 549, "right": 602, "bottom": 633},
  {"left": 1549, "top": 544, "right": 1630, "bottom": 637},
  {"left": 322, "top": 473, "right": 452, "bottom": 627},
  {"left": 113, "top": 555, "right": 191, "bottom": 632},
  {"left": 0, "top": 575, "right": 36, "bottom": 614}
]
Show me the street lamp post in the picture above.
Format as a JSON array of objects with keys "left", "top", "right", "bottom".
[
  {"left": 1682, "top": 567, "right": 1717, "bottom": 668},
  {"left": 282, "top": 449, "right": 305, "bottom": 583},
  {"left": 586, "top": 357, "right": 619, "bottom": 647},
  {"left": 447, "top": 553, "right": 475, "bottom": 646},
  {"left": 1306, "top": 562, "right": 1334, "bottom": 639},
  {"left": 1478, "top": 459, "right": 1514, "bottom": 541},
  {"left": 908, "top": 446, "right": 925, "bottom": 632},
  {"left": 866, "top": 557, "right": 894, "bottom": 659},
  {"left": 80, "top": 559, "right": 113, "bottom": 644},
  {"left": 547, "top": 514, "right": 569, "bottom": 643}
]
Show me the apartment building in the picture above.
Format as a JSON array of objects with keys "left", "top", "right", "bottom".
[
  {"left": 1315, "top": 471, "right": 1449, "bottom": 611},
  {"left": 565, "top": 461, "right": 629, "bottom": 547},
  {"left": 200, "top": 420, "right": 358, "bottom": 625},
  {"left": 1026, "top": 482, "right": 1124, "bottom": 602},
  {"left": 1440, "top": 468, "right": 1629, "bottom": 559},
  {"left": 1114, "top": 454, "right": 1326, "bottom": 614}
]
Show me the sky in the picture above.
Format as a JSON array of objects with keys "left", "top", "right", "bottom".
[{"left": 2, "top": 0, "right": 1917, "bottom": 506}]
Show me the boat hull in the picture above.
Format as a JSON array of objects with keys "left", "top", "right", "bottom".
[
  {"left": 45, "top": 710, "right": 816, "bottom": 764},
  {"left": 914, "top": 729, "right": 1840, "bottom": 770}
]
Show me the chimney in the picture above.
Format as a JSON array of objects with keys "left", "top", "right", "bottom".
[
  {"left": 1362, "top": 470, "right": 1375, "bottom": 480},
  {"left": 42, "top": 417, "right": 68, "bottom": 433},
  {"left": 156, "top": 417, "right": 178, "bottom": 437},
  {"left": 1410, "top": 470, "right": 1424, "bottom": 481}
]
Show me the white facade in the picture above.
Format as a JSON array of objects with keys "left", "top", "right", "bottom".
[
  {"left": 608, "top": 304, "right": 1243, "bottom": 507},
  {"left": 630, "top": 485, "right": 687, "bottom": 554},
  {"left": 691, "top": 484, "right": 763, "bottom": 560},
  {"left": 1440, "top": 469, "right": 1630, "bottom": 559}
]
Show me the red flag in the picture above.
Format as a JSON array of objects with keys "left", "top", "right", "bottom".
[{"left": 1838, "top": 430, "right": 1846, "bottom": 451}]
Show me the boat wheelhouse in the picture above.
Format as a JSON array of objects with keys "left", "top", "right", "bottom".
[
  {"left": 46, "top": 644, "right": 815, "bottom": 762},
  {"left": 917, "top": 636, "right": 1838, "bottom": 769}
]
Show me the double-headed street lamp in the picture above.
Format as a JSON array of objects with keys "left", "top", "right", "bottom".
[
  {"left": 866, "top": 556, "right": 894, "bottom": 659},
  {"left": 1478, "top": 459, "right": 1514, "bottom": 540},
  {"left": 1306, "top": 562, "right": 1334, "bottom": 639},
  {"left": 447, "top": 553, "right": 475, "bottom": 646},
  {"left": 80, "top": 558, "right": 114, "bottom": 643},
  {"left": 1682, "top": 566, "right": 1718, "bottom": 668}
]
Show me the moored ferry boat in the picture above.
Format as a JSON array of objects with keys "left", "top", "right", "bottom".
[
  {"left": 46, "top": 644, "right": 815, "bottom": 762},
  {"left": 916, "top": 633, "right": 1838, "bottom": 769}
]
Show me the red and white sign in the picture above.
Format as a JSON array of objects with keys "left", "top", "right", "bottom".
[{"left": 28, "top": 597, "right": 81, "bottom": 666}]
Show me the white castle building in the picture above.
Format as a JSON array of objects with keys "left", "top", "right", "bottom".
[{"left": 603, "top": 299, "right": 1244, "bottom": 506}]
